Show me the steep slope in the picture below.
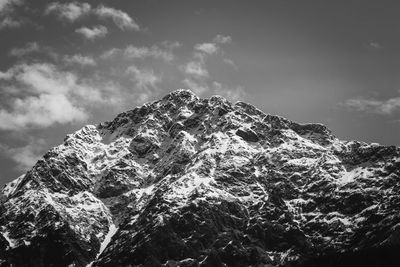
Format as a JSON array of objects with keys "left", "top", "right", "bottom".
[{"left": 1, "top": 89, "right": 399, "bottom": 266}]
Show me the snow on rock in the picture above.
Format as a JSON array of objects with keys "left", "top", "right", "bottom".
[{"left": 1, "top": 89, "right": 400, "bottom": 267}]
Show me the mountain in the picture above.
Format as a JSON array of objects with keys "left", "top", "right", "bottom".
[{"left": 0, "top": 89, "right": 399, "bottom": 267}]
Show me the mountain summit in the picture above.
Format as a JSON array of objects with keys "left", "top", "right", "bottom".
[{"left": 1, "top": 89, "right": 399, "bottom": 266}]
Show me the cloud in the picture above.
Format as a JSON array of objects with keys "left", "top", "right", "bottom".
[
  {"left": 95, "top": 5, "right": 139, "bottom": 31},
  {"left": 0, "top": 0, "right": 21, "bottom": 11},
  {"left": 125, "top": 65, "right": 162, "bottom": 103},
  {"left": 9, "top": 42, "right": 40, "bottom": 57},
  {"left": 63, "top": 54, "right": 96, "bottom": 66},
  {"left": 45, "top": 2, "right": 139, "bottom": 31},
  {"left": 124, "top": 45, "right": 173, "bottom": 61},
  {"left": 126, "top": 65, "right": 161, "bottom": 90},
  {"left": 182, "top": 78, "right": 209, "bottom": 95},
  {"left": 366, "top": 41, "right": 384, "bottom": 50},
  {"left": 0, "top": 63, "right": 90, "bottom": 130},
  {"left": 8, "top": 42, "right": 59, "bottom": 61},
  {"left": 45, "top": 1, "right": 91, "bottom": 22},
  {"left": 0, "top": 92, "right": 88, "bottom": 130},
  {"left": 182, "top": 60, "right": 209, "bottom": 78},
  {"left": 182, "top": 79, "right": 244, "bottom": 100},
  {"left": 213, "top": 34, "right": 232, "bottom": 44},
  {"left": 0, "top": 68, "right": 13, "bottom": 80},
  {"left": 185, "top": 34, "right": 234, "bottom": 77},
  {"left": 194, "top": 43, "right": 218, "bottom": 55},
  {"left": 212, "top": 82, "right": 245, "bottom": 101},
  {"left": 343, "top": 97, "right": 400, "bottom": 115},
  {"left": 181, "top": 34, "right": 237, "bottom": 96},
  {"left": 223, "top": 58, "right": 238, "bottom": 70},
  {"left": 0, "top": 138, "right": 46, "bottom": 171},
  {"left": 0, "top": 60, "right": 164, "bottom": 132},
  {"left": 0, "top": 15, "right": 22, "bottom": 29},
  {"left": 193, "top": 35, "right": 232, "bottom": 55},
  {"left": 75, "top": 25, "right": 108, "bottom": 40},
  {"left": 102, "top": 43, "right": 178, "bottom": 61},
  {"left": 0, "top": 0, "right": 24, "bottom": 29}
]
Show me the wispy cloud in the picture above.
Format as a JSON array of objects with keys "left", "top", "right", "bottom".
[
  {"left": 102, "top": 43, "right": 179, "bottom": 61},
  {"left": 343, "top": 96, "right": 400, "bottom": 115},
  {"left": 45, "top": 2, "right": 140, "bottom": 31},
  {"left": 63, "top": 54, "right": 96, "bottom": 66},
  {"left": 213, "top": 34, "right": 232, "bottom": 44},
  {"left": 366, "top": 41, "right": 384, "bottom": 50},
  {"left": 181, "top": 34, "right": 238, "bottom": 96},
  {"left": 193, "top": 34, "right": 232, "bottom": 55},
  {"left": 182, "top": 79, "right": 245, "bottom": 101},
  {"left": 75, "top": 25, "right": 108, "bottom": 40},
  {"left": 0, "top": 0, "right": 21, "bottom": 12},
  {"left": 213, "top": 81, "right": 245, "bottom": 101},
  {"left": 182, "top": 78, "right": 209, "bottom": 95},
  {"left": 194, "top": 43, "right": 218, "bottom": 55},
  {"left": 125, "top": 65, "right": 162, "bottom": 102},
  {"left": 45, "top": 1, "right": 91, "bottom": 22},
  {"left": 95, "top": 5, "right": 139, "bottom": 31},
  {"left": 8, "top": 42, "right": 59, "bottom": 62},
  {"left": 9, "top": 42, "right": 40, "bottom": 57},
  {"left": 126, "top": 65, "right": 161, "bottom": 89},
  {"left": 182, "top": 60, "right": 209, "bottom": 78},
  {"left": 0, "top": 138, "right": 46, "bottom": 171},
  {"left": 0, "top": 0, "right": 24, "bottom": 30}
]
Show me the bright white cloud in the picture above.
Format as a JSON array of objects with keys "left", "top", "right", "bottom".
[
  {"left": 45, "top": 1, "right": 91, "bottom": 22},
  {"left": 95, "top": 5, "right": 139, "bottom": 31},
  {"left": 63, "top": 54, "right": 96, "bottom": 66},
  {"left": 0, "top": 63, "right": 90, "bottom": 130},
  {"left": 0, "top": 94, "right": 88, "bottom": 130},
  {"left": 194, "top": 43, "right": 218, "bottom": 55},
  {"left": 75, "top": 25, "right": 108, "bottom": 40},
  {"left": 0, "top": 60, "right": 162, "bottom": 131},
  {"left": 343, "top": 97, "right": 400, "bottom": 115}
]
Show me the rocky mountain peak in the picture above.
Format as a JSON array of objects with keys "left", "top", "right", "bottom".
[{"left": 1, "top": 90, "right": 399, "bottom": 267}]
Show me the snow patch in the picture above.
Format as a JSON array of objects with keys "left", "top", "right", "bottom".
[{"left": 2, "top": 174, "right": 25, "bottom": 197}]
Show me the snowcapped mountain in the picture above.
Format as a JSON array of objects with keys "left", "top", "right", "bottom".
[{"left": 1, "top": 89, "right": 399, "bottom": 266}]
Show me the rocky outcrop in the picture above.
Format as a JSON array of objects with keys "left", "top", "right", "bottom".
[{"left": 1, "top": 89, "right": 399, "bottom": 266}]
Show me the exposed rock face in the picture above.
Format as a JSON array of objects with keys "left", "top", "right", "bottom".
[{"left": 0, "top": 89, "right": 399, "bottom": 266}]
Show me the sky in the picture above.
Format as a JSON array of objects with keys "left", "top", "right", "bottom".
[{"left": 0, "top": 0, "right": 399, "bottom": 186}]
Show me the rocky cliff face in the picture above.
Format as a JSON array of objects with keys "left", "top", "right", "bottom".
[{"left": 1, "top": 89, "right": 399, "bottom": 267}]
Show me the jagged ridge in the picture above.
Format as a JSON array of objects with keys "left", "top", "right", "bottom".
[{"left": 1, "top": 89, "right": 400, "bottom": 266}]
